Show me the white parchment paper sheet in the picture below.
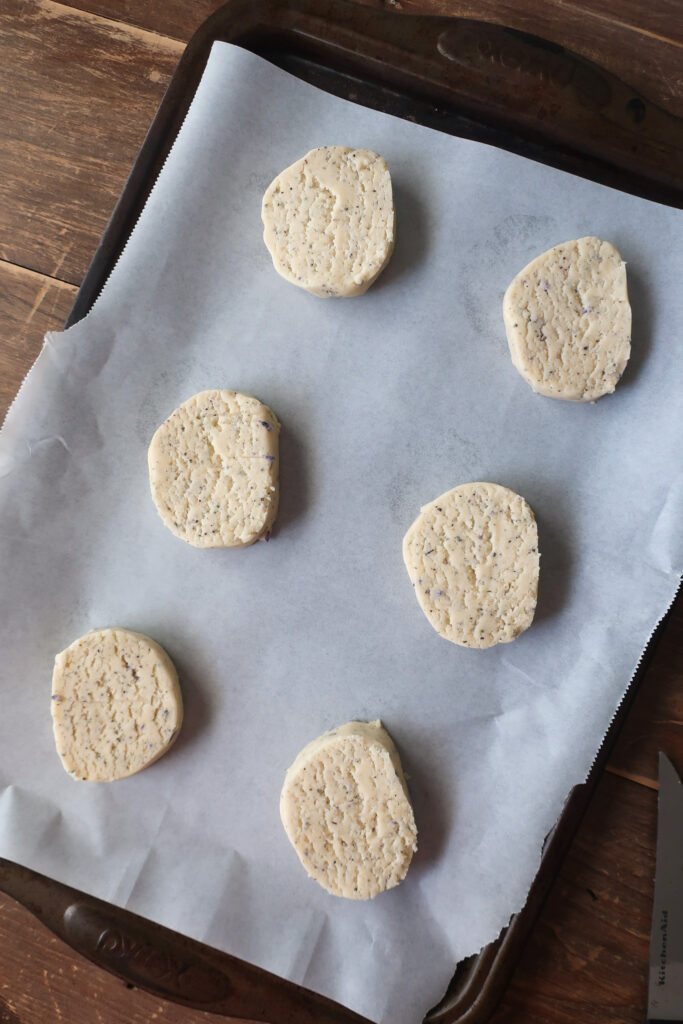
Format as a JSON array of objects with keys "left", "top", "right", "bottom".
[{"left": 1, "top": 42, "right": 682, "bottom": 1024}]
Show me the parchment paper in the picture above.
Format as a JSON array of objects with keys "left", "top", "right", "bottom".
[{"left": 1, "top": 42, "right": 682, "bottom": 1024}]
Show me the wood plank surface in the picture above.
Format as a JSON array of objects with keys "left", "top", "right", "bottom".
[
  {"left": 492, "top": 772, "right": 656, "bottom": 1024},
  {"left": 0, "top": 262, "right": 77, "bottom": 421},
  {"left": 55, "top": 0, "right": 223, "bottom": 42},
  {"left": 2, "top": 0, "right": 682, "bottom": 291},
  {"left": 0, "top": 770, "right": 661, "bottom": 1024},
  {"left": 608, "top": 594, "right": 683, "bottom": 786},
  {"left": 0, "top": 0, "right": 182, "bottom": 286},
  {"left": 0, "top": 893, "right": 239, "bottom": 1024},
  {"left": 0, "top": 2, "right": 681, "bottom": 1024}
]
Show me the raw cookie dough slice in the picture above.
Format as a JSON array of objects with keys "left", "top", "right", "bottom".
[
  {"left": 261, "top": 146, "right": 395, "bottom": 298},
  {"left": 280, "top": 720, "right": 417, "bottom": 899},
  {"left": 148, "top": 389, "right": 279, "bottom": 548},
  {"left": 503, "top": 236, "right": 631, "bottom": 401},
  {"left": 51, "top": 628, "right": 182, "bottom": 782},
  {"left": 403, "top": 482, "right": 539, "bottom": 649}
]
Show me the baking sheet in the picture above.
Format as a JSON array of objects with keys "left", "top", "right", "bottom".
[{"left": 1, "top": 41, "right": 682, "bottom": 1024}]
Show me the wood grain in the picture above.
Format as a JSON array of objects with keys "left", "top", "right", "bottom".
[
  {"left": 60, "top": 0, "right": 683, "bottom": 117},
  {"left": 379, "top": 0, "right": 683, "bottom": 117},
  {"left": 0, "top": 0, "right": 182, "bottom": 286},
  {"left": 2, "top": 0, "right": 682, "bottom": 292},
  {"left": 607, "top": 594, "right": 683, "bottom": 787},
  {"left": 0, "top": 2, "right": 682, "bottom": 1024},
  {"left": 0, "top": 894, "right": 243, "bottom": 1024},
  {"left": 0, "top": 772, "right": 660, "bottom": 1024},
  {"left": 492, "top": 772, "right": 656, "bottom": 1024},
  {"left": 0, "top": 261, "right": 77, "bottom": 421}
]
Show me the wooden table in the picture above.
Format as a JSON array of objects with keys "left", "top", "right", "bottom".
[{"left": 1, "top": 2, "right": 681, "bottom": 1022}]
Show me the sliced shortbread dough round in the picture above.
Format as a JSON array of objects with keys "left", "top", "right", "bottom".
[
  {"left": 403, "top": 482, "right": 540, "bottom": 649},
  {"left": 280, "top": 720, "right": 417, "bottom": 899},
  {"left": 503, "top": 236, "right": 631, "bottom": 402},
  {"left": 148, "top": 389, "right": 280, "bottom": 548},
  {"left": 51, "top": 628, "right": 182, "bottom": 782},
  {"left": 261, "top": 146, "right": 395, "bottom": 298}
]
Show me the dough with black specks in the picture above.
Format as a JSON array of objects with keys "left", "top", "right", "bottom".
[{"left": 503, "top": 237, "right": 631, "bottom": 401}]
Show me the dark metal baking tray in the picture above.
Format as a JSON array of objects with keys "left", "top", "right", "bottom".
[{"left": 2, "top": 1, "right": 682, "bottom": 1021}]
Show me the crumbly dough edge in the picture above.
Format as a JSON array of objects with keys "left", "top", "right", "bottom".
[
  {"left": 502, "top": 237, "right": 631, "bottom": 403},
  {"left": 147, "top": 388, "right": 280, "bottom": 549},
  {"left": 402, "top": 482, "right": 540, "bottom": 649},
  {"left": 279, "top": 720, "right": 418, "bottom": 899},
  {"left": 51, "top": 627, "right": 183, "bottom": 782},
  {"left": 260, "top": 146, "right": 396, "bottom": 299}
]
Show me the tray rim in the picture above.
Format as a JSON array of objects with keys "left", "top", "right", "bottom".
[{"left": 6, "top": 1, "right": 682, "bottom": 1022}]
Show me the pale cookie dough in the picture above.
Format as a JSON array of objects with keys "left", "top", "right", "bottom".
[
  {"left": 51, "top": 628, "right": 182, "bottom": 782},
  {"left": 280, "top": 720, "right": 417, "bottom": 899},
  {"left": 503, "top": 236, "right": 631, "bottom": 401},
  {"left": 148, "top": 389, "right": 279, "bottom": 548},
  {"left": 403, "top": 482, "right": 539, "bottom": 649},
  {"left": 261, "top": 146, "right": 395, "bottom": 297}
]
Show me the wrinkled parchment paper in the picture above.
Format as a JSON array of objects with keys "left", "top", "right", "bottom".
[{"left": 1, "top": 43, "right": 682, "bottom": 1024}]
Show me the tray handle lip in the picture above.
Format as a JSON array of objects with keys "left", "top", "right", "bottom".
[{"left": 0, "top": 855, "right": 372, "bottom": 1024}]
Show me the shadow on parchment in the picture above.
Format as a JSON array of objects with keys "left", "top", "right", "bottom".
[
  {"left": 397, "top": 730, "right": 452, "bottom": 874},
  {"left": 272, "top": 414, "right": 309, "bottom": 537},
  {"left": 161, "top": 646, "right": 213, "bottom": 765},
  {"left": 530, "top": 498, "right": 575, "bottom": 628}
]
